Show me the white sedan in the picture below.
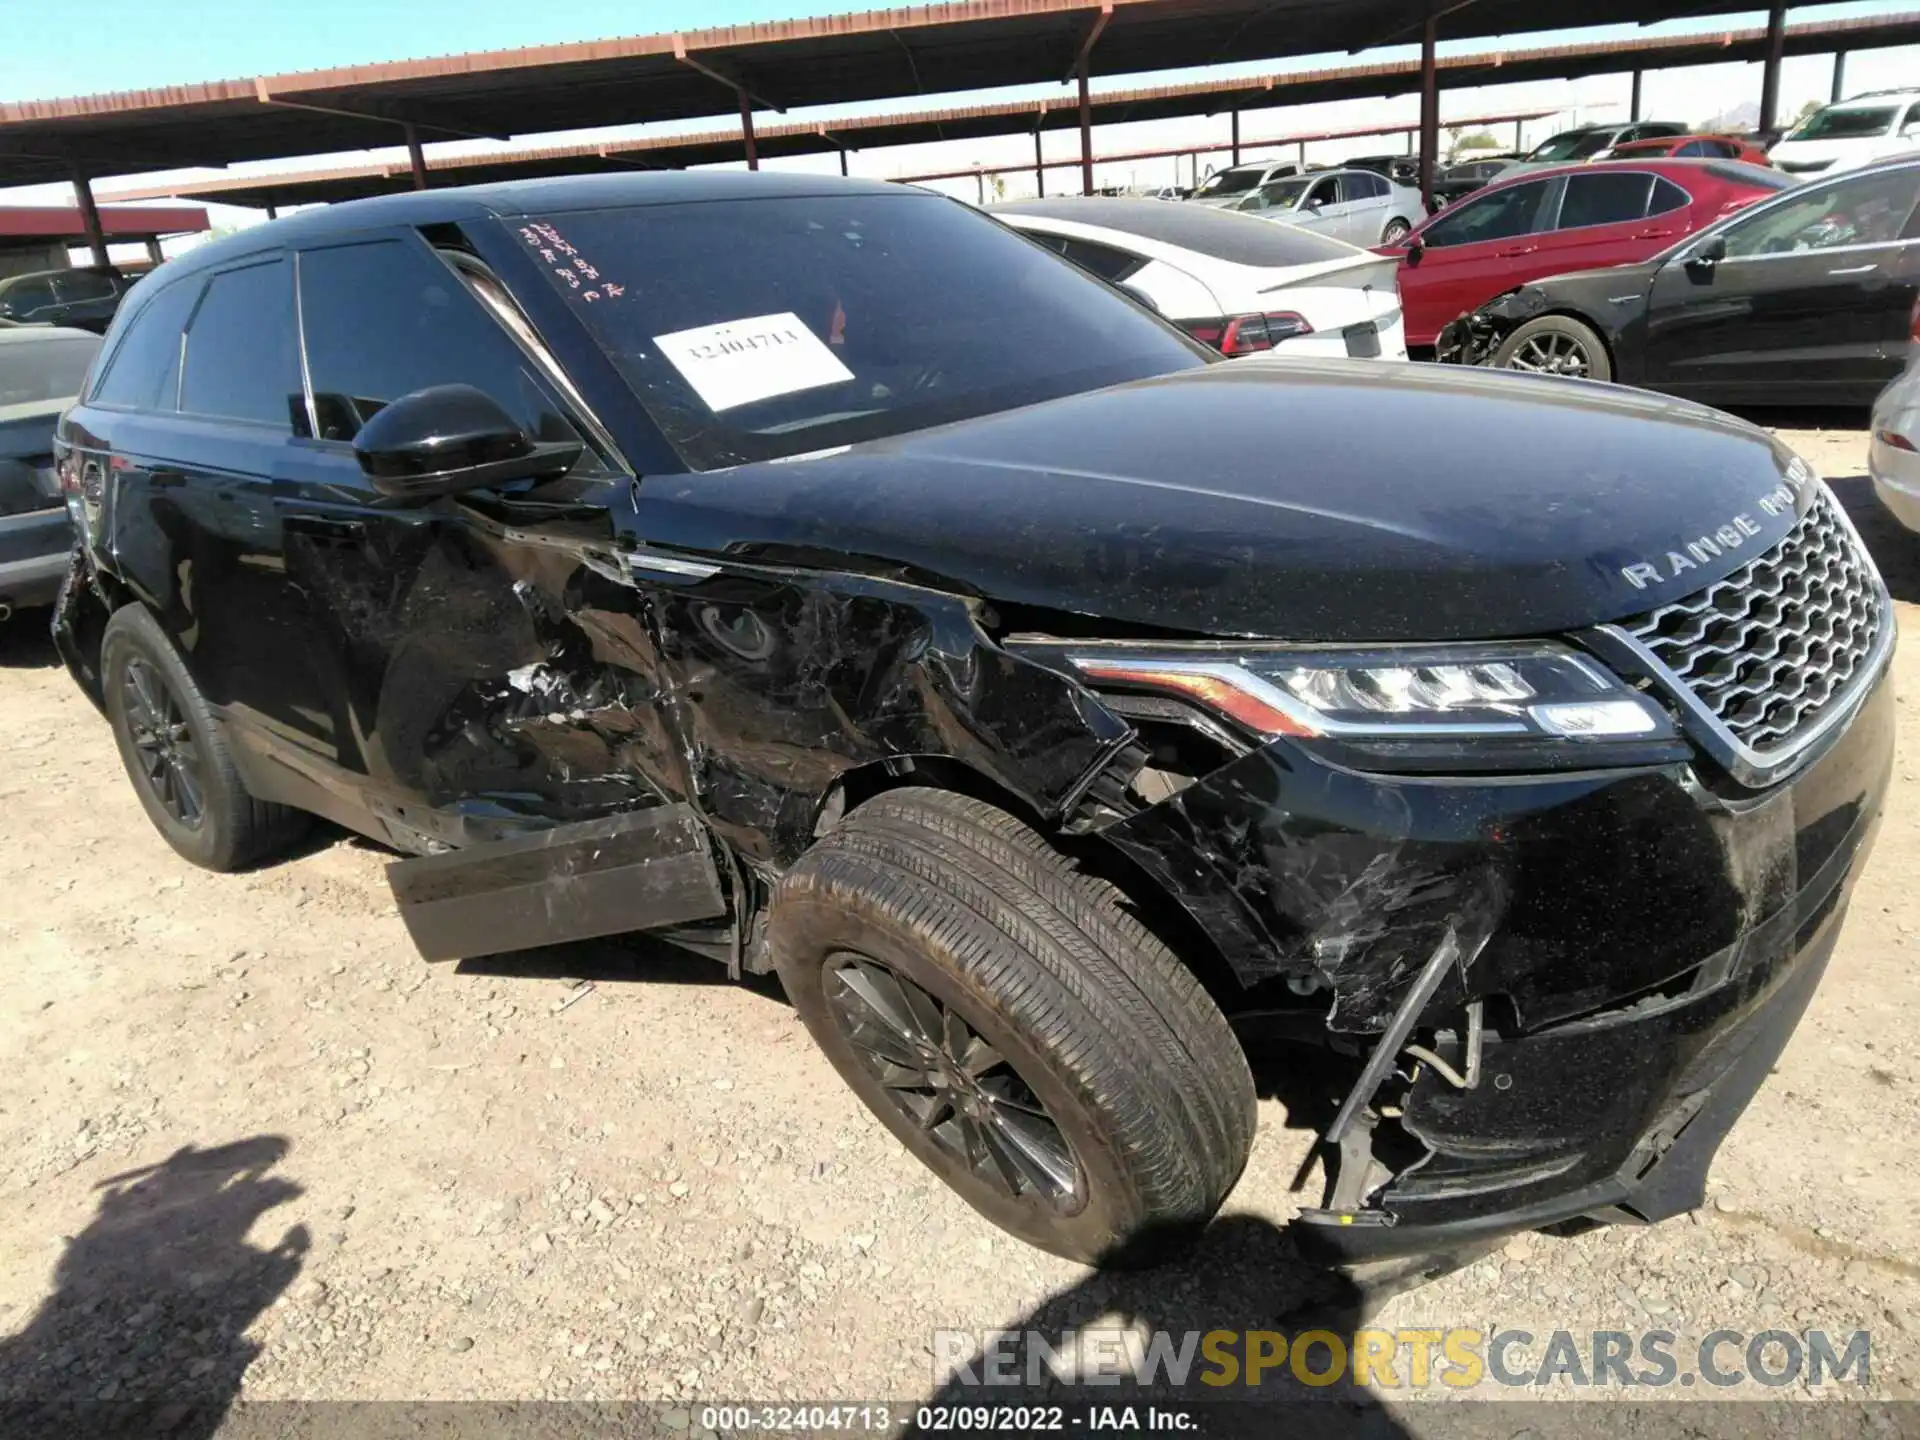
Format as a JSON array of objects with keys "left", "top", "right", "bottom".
[{"left": 996, "top": 196, "right": 1406, "bottom": 360}]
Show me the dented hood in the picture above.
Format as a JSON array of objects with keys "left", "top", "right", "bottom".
[{"left": 637, "top": 357, "right": 1810, "bottom": 642}]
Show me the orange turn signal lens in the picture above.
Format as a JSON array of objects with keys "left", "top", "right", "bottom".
[{"left": 1070, "top": 660, "right": 1315, "bottom": 737}]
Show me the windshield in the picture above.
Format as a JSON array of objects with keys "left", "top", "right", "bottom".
[
  {"left": 0, "top": 336, "right": 99, "bottom": 406},
  {"left": 1525, "top": 129, "right": 1615, "bottom": 162},
  {"left": 1195, "top": 168, "right": 1264, "bottom": 196},
  {"left": 508, "top": 194, "right": 1206, "bottom": 470},
  {"left": 1787, "top": 106, "right": 1899, "bottom": 141},
  {"left": 1236, "top": 179, "right": 1311, "bottom": 212}
]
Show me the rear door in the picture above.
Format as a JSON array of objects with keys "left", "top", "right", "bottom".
[
  {"left": 1642, "top": 165, "right": 1920, "bottom": 399},
  {"left": 1544, "top": 170, "right": 1690, "bottom": 273},
  {"left": 1340, "top": 172, "right": 1390, "bottom": 245},
  {"left": 1398, "top": 177, "right": 1560, "bottom": 343}
]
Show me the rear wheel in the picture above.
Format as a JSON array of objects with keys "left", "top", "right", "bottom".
[
  {"left": 101, "top": 605, "right": 308, "bottom": 871},
  {"left": 769, "top": 788, "right": 1255, "bottom": 1266},
  {"left": 1380, "top": 216, "right": 1413, "bottom": 245},
  {"left": 1492, "top": 315, "right": 1613, "bottom": 383}
]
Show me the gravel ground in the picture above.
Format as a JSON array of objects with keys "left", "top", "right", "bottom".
[{"left": 0, "top": 414, "right": 1914, "bottom": 1427}]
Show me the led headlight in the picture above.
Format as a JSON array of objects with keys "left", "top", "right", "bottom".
[{"left": 1067, "top": 642, "right": 1674, "bottom": 743}]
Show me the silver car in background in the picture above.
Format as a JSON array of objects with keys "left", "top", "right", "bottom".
[
  {"left": 1230, "top": 168, "right": 1424, "bottom": 246},
  {"left": 1871, "top": 306, "right": 1920, "bottom": 532}
]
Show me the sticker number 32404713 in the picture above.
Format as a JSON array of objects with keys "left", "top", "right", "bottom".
[{"left": 652, "top": 312, "right": 855, "bottom": 413}]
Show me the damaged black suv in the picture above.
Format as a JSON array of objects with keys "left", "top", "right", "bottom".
[{"left": 53, "top": 173, "right": 1893, "bottom": 1269}]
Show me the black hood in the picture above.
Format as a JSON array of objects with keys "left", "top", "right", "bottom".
[{"left": 635, "top": 357, "right": 1812, "bottom": 642}]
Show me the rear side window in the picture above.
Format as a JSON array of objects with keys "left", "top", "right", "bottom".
[
  {"left": 89, "top": 278, "right": 200, "bottom": 411},
  {"left": 56, "top": 270, "right": 117, "bottom": 302},
  {"left": 1348, "top": 173, "right": 1388, "bottom": 200},
  {"left": 1558, "top": 171, "right": 1656, "bottom": 228},
  {"left": 1055, "top": 237, "right": 1146, "bottom": 284},
  {"left": 1651, "top": 177, "right": 1691, "bottom": 214},
  {"left": 179, "top": 259, "right": 301, "bottom": 429},
  {"left": 298, "top": 237, "right": 595, "bottom": 455},
  {"left": 1420, "top": 179, "right": 1554, "bottom": 247}
]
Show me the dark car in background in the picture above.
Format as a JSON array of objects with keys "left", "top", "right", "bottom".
[
  {"left": 1442, "top": 154, "right": 1920, "bottom": 401},
  {"left": 1391, "top": 159, "right": 1797, "bottom": 347},
  {"left": 0, "top": 266, "right": 136, "bottom": 334},
  {"left": 1500, "top": 120, "right": 1692, "bottom": 173},
  {"left": 1431, "top": 155, "right": 1523, "bottom": 207},
  {"left": 1, "top": 326, "right": 99, "bottom": 618},
  {"left": 50, "top": 172, "right": 1892, "bottom": 1272}
]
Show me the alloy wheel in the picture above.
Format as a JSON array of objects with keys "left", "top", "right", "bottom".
[
  {"left": 1507, "top": 330, "right": 1594, "bottom": 378},
  {"left": 824, "top": 953, "right": 1082, "bottom": 1208},
  {"left": 121, "top": 657, "right": 206, "bottom": 829}
]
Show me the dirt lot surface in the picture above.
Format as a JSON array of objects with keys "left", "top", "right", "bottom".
[{"left": 0, "top": 414, "right": 1916, "bottom": 1423}]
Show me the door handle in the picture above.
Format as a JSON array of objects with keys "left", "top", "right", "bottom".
[
  {"left": 1634, "top": 228, "right": 1676, "bottom": 240},
  {"left": 1495, "top": 245, "right": 1536, "bottom": 258},
  {"left": 284, "top": 513, "right": 366, "bottom": 542},
  {"left": 1827, "top": 263, "right": 1878, "bottom": 275}
]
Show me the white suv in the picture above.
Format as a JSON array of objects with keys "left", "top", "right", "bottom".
[
  {"left": 1188, "top": 159, "right": 1304, "bottom": 208},
  {"left": 1769, "top": 90, "right": 1920, "bottom": 176}
]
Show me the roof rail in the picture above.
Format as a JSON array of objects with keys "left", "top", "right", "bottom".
[{"left": 1840, "top": 87, "right": 1920, "bottom": 101}]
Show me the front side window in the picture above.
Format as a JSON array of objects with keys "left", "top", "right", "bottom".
[
  {"left": 1903, "top": 103, "right": 1920, "bottom": 132},
  {"left": 179, "top": 259, "right": 301, "bottom": 429},
  {"left": 1304, "top": 177, "right": 1339, "bottom": 208},
  {"left": 297, "top": 237, "right": 603, "bottom": 471},
  {"left": 1720, "top": 168, "right": 1920, "bottom": 257},
  {"left": 1420, "top": 180, "right": 1554, "bottom": 248},
  {"left": 89, "top": 277, "right": 200, "bottom": 411},
  {"left": 1787, "top": 106, "right": 1899, "bottom": 141},
  {"left": 506, "top": 193, "right": 1204, "bottom": 470},
  {"left": 1557, "top": 171, "right": 1655, "bottom": 229}
]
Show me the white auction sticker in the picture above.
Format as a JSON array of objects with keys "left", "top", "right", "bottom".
[{"left": 652, "top": 312, "right": 854, "bottom": 412}]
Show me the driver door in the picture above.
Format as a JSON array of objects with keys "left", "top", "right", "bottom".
[
  {"left": 1291, "top": 175, "right": 1346, "bottom": 234},
  {"left": 273, "top": 229, "right": 644, "bottom": 848},
  {"left": 1642, "top": 166, "right": 1920, "bottom": 400}
]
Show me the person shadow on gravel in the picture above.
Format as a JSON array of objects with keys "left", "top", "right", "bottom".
[
  {"left": 0, "top": 1135, "right": 307, "bottom": 1440},
  {"left": 906, "top": 1212, "right": 1443, "bottom": 1440}
]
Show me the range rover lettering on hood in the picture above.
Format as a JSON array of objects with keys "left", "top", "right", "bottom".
[{"left": 1618, "top": 478, "right": 1803, "bottom": 591}]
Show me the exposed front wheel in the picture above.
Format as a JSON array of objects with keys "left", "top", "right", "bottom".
[
  {"left": 1492, "top": 315, "right": 1613, "bottom": 383},
  {"left": 101, "top": 605, "right": 308, "bottom": 871},
  {"left": 769, "top": 788, "right": 1255, "bottom": 1267},
  {"left": 1380, "top": 217, "right": 1413, "bottom": 245}
]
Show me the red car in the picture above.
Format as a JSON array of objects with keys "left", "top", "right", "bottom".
[
  {"left": 1389, "top": 159, "right": 1796, "bottom": 347},
  {"left": 1603, "top": 134, "right": 1775, "bottom": 166}
]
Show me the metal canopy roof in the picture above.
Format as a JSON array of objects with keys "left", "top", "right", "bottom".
[
  {"left": 0, "top": 204, "right": 208, "bottom": 242},
  {"left": 0, "top": 0, "right": 1868, "bottom": 188},
  {"left": 100, "top": 10, "right": 1920, "bottom": 212}
]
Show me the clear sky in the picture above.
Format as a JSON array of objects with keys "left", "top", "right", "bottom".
[{"left": 6, "top": 0, "right": 1918, "bottom": 239}]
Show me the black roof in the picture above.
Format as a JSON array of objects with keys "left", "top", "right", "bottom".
[{"left": 150, "top": 170, "right": 920, "bottom": 278}]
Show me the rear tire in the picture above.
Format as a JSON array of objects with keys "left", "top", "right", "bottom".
[
  {"left": 1380, "top": 217, "right": 1413, "bottom": 245},
  {"left": 1492, "top": 315, "right": 1613, "bottom": 383},
  {"left": 101, "top": 605, "right": 309, "bottom": 872},
  {"left": 769, "top": 787, "right": 1255, "bottom": 1267}
]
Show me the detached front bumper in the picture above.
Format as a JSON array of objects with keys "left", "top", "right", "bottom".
[{"left": 1102, "top": 664, "right": 1894, "bottom": 1262}]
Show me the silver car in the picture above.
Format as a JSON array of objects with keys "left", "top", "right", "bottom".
[
  {"left": 1870, "top": 324, "right": 1920, "bottom": 533},
  {"left": 1230, "top": 168, "right": 1424, "bottom": 247}
]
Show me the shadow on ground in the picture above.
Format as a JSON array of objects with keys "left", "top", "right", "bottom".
[
  {"left": 907, "top": 1212, "right": 1447, "bottom": 1438},
  {"left": 0, "top": 614, "right": 60, "bottom": 671},
  {"left": 0, "top": 1136, "right": 306, "bottom": 1438}
]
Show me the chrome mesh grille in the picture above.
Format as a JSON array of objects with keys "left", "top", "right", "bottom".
[{"left": 1624, "top": 489, "right": 1884, "bottom": 755}]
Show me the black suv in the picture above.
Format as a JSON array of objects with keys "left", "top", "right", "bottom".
[
  {"left": 52, "top": 173, "right": 1893, "bottom": 1269},
  {"left": 0, "top": 266, "right": 135, "bottom": 334}
]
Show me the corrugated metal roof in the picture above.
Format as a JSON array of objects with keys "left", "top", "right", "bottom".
[{"left": 0, "top": 0, "right": 1891, "bottom": 189}]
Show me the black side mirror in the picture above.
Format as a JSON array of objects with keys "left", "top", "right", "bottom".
[
  {"left": 1685, "top": 234, "right": 1728, "bottom": 271},
  {"left": 351, "top": 384, "right": 582, "bottom": 502},
  {"left": 1405, "top": 240, "right": 1424, "bottom": 268}
]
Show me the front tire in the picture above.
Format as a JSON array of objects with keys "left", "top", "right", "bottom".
[
  {"left": 101, "top": 605, "right": 308, "bottom": 871},
  {"left": 1492, "top": 315, "right": 1613, "bottom": 383},
  {"left": 769, "top": 788, "right": 1255, "bottom": 1267}
]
